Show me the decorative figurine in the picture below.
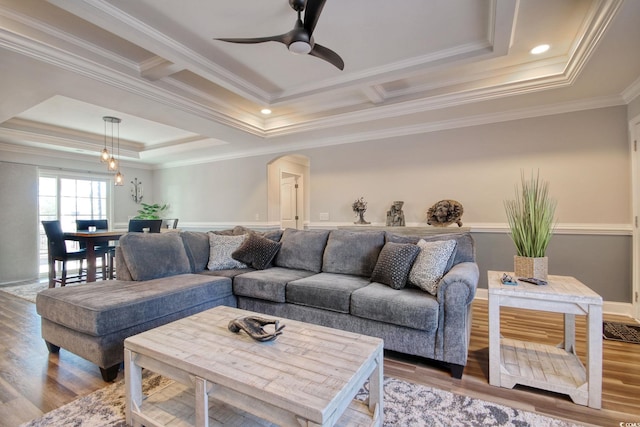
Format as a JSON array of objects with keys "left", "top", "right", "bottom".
[
  {"left": 352, "top": 197, "right": 370, "bottom": 225},
  {"left": 386, "top": 201, "right": 406, "bottom": 226},
  {"left": 427, "top": 199, "right": 464, "bottom": 227},
  {"left": 228, "top": 316, "right": 285, "bottom": 342}
]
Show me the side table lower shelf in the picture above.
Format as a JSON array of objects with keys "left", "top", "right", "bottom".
[{"left": 499, "top": 338, "right": 588, "bottom": 406}]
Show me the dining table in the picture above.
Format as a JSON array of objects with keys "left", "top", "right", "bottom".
[{"left": 63, "top": 230, "right": 125, "bottom": 282}]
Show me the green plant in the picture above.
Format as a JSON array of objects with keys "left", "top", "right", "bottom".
[
  {"left": 504, "top": 171, "right": 556, "bottom": 258},
  {"left": 133, "top": 202, "right": 168, "bottom": 219}
]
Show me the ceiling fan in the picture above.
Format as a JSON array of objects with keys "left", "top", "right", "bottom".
[{"left": 215, "top": 0, "right": 344, "bottom": 70}]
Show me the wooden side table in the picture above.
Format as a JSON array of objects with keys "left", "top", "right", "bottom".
[{"left": 487, "top": 271, "right": 603, "bottom": 408}]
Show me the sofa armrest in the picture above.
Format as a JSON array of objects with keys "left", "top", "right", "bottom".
[
  {"left": 436, "top": 262, "right": 479, "bottom": 305},
  {"left": 434, "top": 262, "right": 479, "bottom": 367},
  {"left": 115, "top": 247, "right": 133, "bottom": 281}
]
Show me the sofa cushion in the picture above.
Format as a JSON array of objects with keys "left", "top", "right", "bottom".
[
  {"left": 370, "top": 242, "right": 420, "bottom": 290},
  {"left": 232, "top": 232, "right": 282, "bottom": 270},
  {"left": 274, "top": 229, "right": 330, "bottom": 273},
  {"left": 321, "top": 230, "right": 385, "bottom": 277},
  {"left": 120, "top": 232, "right": 191, "bottom": 281},
  {"left": 198, "top": 268, "right": 255, "bottom": 278},
  {"left": 233, "top": 267, "right": 315, "bottom": 302},
  {"left": 408, "top": 239, "right": 457, "bottom": 295},
  {"left": 386, "top": 231, "right": 473, "bottom": 266},
  {"left": 207, "top": 233, "right": 248, "bottom": 270},
  {"left": 286, "top": 273, "right": 370, "bottom": 313},
  {"left": 36, "top": 274, "right": 233, "bottom": 336},
  {"left": 351, "top": 282, "right": 439, "bottom": 331},
  {"left": 180, "top": 231, "right": 210, "bottom": 273}
]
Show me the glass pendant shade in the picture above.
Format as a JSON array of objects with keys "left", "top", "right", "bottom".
[
  {"left": 100, "top": 147, "right": 109, "bottom": 163},
  {"left": 108, "top": 156, "right": 117, "bottom": 171},
  {"left": 115, "top": 170, "right": 124, "bottom": 186}
]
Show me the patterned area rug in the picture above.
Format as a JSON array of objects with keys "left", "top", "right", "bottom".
[
  {"left": 21, "top": 373, "right": 579, "bottom": 427},
  {"left": 603, "top": 321, "right": 640, "bottom": 344},
  {"left": 0, "top": 280, "right": 82, "bottom": 304}
]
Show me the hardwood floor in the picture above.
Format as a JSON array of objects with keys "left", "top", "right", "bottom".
[{"left": 0, "top": 288, "right": 638, "bottom": 426}]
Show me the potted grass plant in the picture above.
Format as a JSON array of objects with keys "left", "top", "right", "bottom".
[{"left": 504, "top": 171, "right": 556, "bottom": 280}]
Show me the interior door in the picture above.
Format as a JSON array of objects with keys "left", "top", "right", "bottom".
[{"left": 280, "top": 175, "right": 298, "bottom": 229}]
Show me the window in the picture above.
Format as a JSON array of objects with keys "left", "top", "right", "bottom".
[{"left": 38, "top": 172, "right": 112, "bottom": 273}]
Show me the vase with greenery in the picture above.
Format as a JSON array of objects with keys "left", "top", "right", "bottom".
[
  {"left": 504, "top": 171, "right": 556, "bottom": 280},
  {"left": 133, "top": 202, "right": 169, "bottom": 219}
]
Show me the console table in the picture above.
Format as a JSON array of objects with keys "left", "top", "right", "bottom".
[{"left": 487, "top": 271, "right": 603, "bottom": 408}]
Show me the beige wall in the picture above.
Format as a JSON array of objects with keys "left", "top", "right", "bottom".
[{"left": 303, "top": 106, "right": 630, "bottom": 226}]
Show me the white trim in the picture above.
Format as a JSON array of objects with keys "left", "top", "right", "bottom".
[
  {"left": 474, "top": 288, "right": 635, "bottom": 319},
  {"left": 305, "top": 221, "right": 633, "bottom": 236}
]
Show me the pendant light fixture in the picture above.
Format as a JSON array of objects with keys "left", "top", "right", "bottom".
[
  {"left": 102, "top": 116, "right": 124, "bottom": 185},
  {"left": 100, "top": 118, "right": 110, "bottom": 163}
]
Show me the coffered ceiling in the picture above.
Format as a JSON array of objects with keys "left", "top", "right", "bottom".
[{"left": 1, "top": 0, "right": 639, "bottom": 168}]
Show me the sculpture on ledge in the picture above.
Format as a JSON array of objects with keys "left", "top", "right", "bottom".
[
  {"left": 427, "top": 199, "right": 464, "bottom": 227},
  {"left": 228, "top": 316, "right": 285, "bottom": 342},
  {"left": 352, "top": 197, "right": 370, "bottom": 225},
  {"left": 386, "top": 201, "right": 405, "bottom": 226}
]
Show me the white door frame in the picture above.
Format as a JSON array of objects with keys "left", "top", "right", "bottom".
[{"left": 630, "top": 113, "right": 640, "bottom": 320}]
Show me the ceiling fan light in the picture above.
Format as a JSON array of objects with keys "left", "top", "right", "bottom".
[{"left": 289, "top": 41, "right": 311, "bottom": 54}]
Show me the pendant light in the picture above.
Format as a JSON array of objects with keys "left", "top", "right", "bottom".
[
  {"left": 99, "top": 118, "right": 109, "bottom": 163},
  {"left": 102, "top": 116, "right": 124, "bottom": 185}
]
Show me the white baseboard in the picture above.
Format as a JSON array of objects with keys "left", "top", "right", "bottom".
[{"left": 474, "top": 288, "right": 634, "bottom": 318}]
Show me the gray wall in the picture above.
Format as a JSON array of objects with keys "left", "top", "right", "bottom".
[
  {"left": 473, "top": 232, "right": 631, "bottom": 302},
  {"left": 0, "top": 162, "right": 38, "bottom": 283}
]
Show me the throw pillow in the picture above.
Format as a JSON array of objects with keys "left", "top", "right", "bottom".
[
  {"left": 408, "top": 239, "right": 457, "bottom": 295},
  {"left": 207, "top": 233, "right": 248, "bottom": 270},
  {"left": 232, "top": 232, "right": 282, "bottom": 270},
  {"left": 370, "top": 242, "right": 421, "bottom": 290},
  {"left": 274, "top": 228, "right": 330, "bottom": 273}
]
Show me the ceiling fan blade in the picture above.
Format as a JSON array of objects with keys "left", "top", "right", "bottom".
[
  {"left": 303, "top": 0, "right": 327, "bottom": 36},
  {"left": 215, "top": 33, "right": 288, "bottom": 45},
  {"left": 309, "top": 43, "right": 344, "bottom": 70}
]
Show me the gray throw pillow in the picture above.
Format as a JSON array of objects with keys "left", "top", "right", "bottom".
[
  {"left": 207, "top": 233, "right": 248, "bottom": 270},
  {"left": 232, "top": 233, "right": 281, "bottom": 270},
  {"left": 370, "top": 242, "right": 421, "bottom": 290},
  {"left": 408, "top": 239, "right": 457, "bottom": 295}
]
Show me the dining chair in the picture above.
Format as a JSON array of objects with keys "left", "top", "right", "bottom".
[
  {"left": 161, "top": 218, "right": 179, "bottom": 229},
  {"left": 128, "top": 219, "right": 163, "bottom": 233},
  {"left": 75, "top": 219, "right": 115, "bottom": 279},
  {"left": 42, "top": 220, "right": 90, "bottom": 288}
]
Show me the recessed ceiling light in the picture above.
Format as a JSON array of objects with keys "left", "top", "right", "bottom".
[
  {"left": 530, "top": 44, "right": 550, "bottom": 55},
  {"left": 261, "top": 108, "right": 272, "bottom": 115}
]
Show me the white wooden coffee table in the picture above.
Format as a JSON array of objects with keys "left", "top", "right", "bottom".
[
  {"left": 487, "top": 271, "right": 603, "bottom": 408},
  {"left": 125, "top": 306, "right": 384, "bottom": 426}
]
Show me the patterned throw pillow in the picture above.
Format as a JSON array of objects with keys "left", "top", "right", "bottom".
[
  {"left": 408, "top": 239, "right": 457, "bottom": 295},
  {"left": 207, "top": 233, "right": 248, "bottom": 270},
  {"left": 232, "top": 233, "right": 282, "bottom": 270},
  {"left": 370, "top": 242, "right": 421, "bottom": 290}
]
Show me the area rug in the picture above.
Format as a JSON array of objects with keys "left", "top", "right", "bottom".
[
  {"left": 603, "top": 321, "right": 640, "bottom": 344},
  {"left": 21, "top": 373, "right": 580, "bottom": 427},
  {"left": 0, "top": 280, "right": 82, "bottom": 304}
]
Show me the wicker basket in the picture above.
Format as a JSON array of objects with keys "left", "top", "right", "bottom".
[{"left": 514, "top": 255, "right": 548, "bottom": 280}]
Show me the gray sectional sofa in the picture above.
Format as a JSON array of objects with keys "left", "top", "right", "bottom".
[{"left": 36, "top": 226, "right": 479, "bottom": 382}]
